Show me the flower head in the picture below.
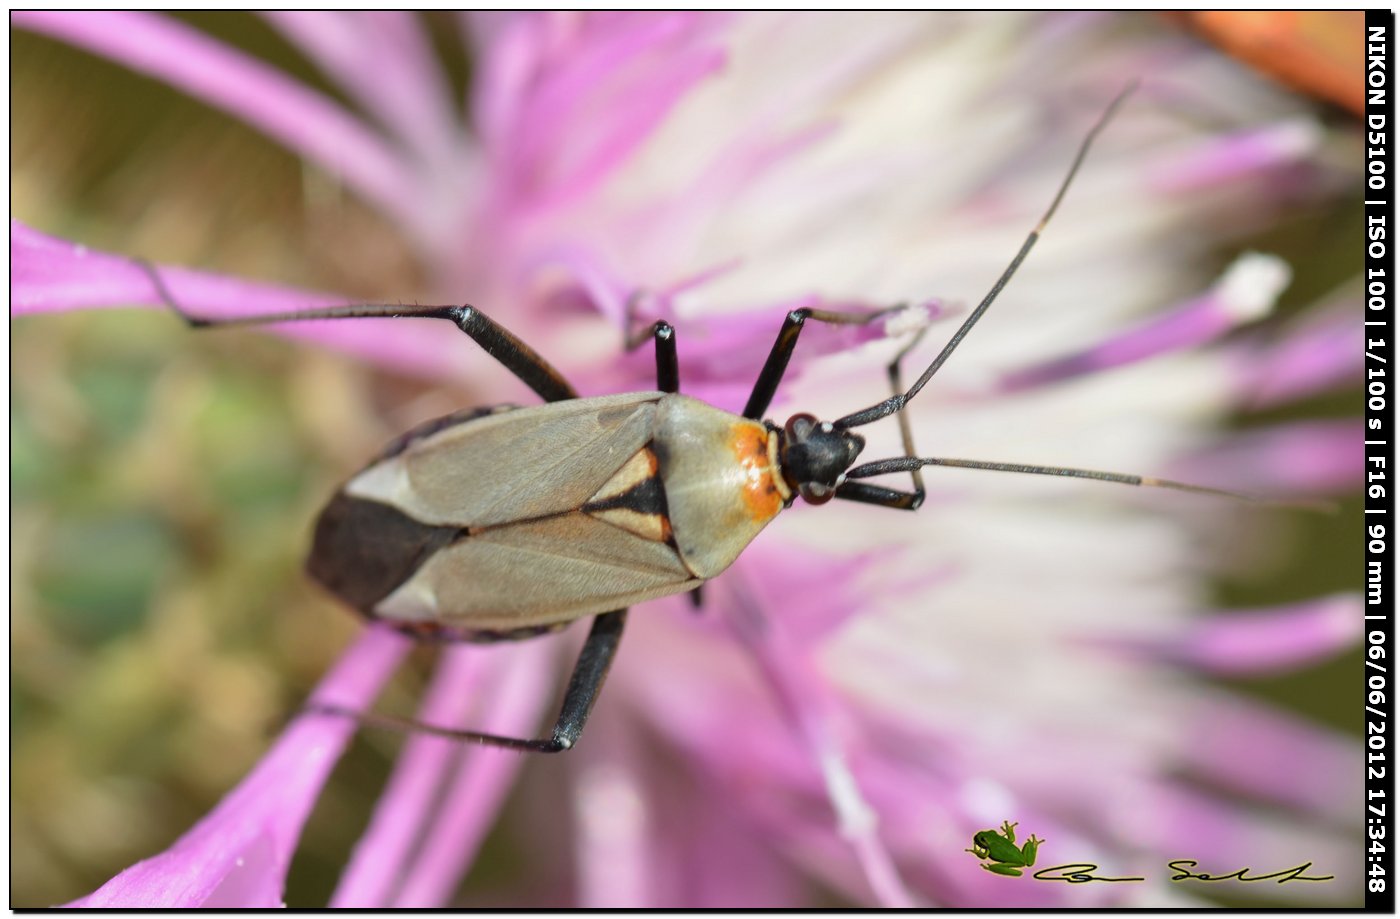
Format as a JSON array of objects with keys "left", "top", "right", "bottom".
[{"left": 13, "top": 12, "right": 1363, "bottom": 907}]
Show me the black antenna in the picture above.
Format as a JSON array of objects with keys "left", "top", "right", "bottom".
[
  {"left": 836, "top": 83, "right": 1137, "bottom": 430},
  {"left": 844, "top": 455, "right": 1335, "bottom": 512}
]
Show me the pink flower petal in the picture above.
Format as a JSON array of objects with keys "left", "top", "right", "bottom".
[
  {"left": 474, "top": 13, "right": 727, "bottom": 211},
  {"left": 1176, "top": 420, "right": 1361, "bottom": 494},
  {"left": 262, "top": 13, "right": 460, "bottom": 173},
  {"left": 11, "top": 219, "right": 151, "bottom": 313},
  {"left": 1151, "top": 120, "right": 1322, "bottom": 193},
  {"left": 517, "top": 238, "right": 937, "bottom": 412},
  {"left": 573, "top": 715, "right": 662, "bottom": 907},
  {"left": 13, "top": 12, "right": 419, "bottom": 233},
  {"left": 718, "top": 573, "right": 916, "bottom": 908},
  {"left": 999, "top": 254, "right": 1290, "bottom": 392},
  {"left": 667, "top": 788, "right": 806, "bottom": 907},
  {"left": 11, "top": 220, "right": 503, "bottom": 385},
  {"left": 1233, "top": 298, "right": 1364, "bottom": 408},
  {"left": 329, "top": 640, "right": 551, "bottom": 906},
  {"left": 1178, "top": 692, "right": 1361, "bottom": 824},
  {"left": 386, "top": 639, "right": 560, "bottom": 907},
  {"left": 573, "top": 712, "right": 806, "bottom": 907},
  {"left": 67, "top": 629, "right": 411, "bottom": 908},
  {"left": 1101, "top": 595, "right": 1361, "bottom": 676}
]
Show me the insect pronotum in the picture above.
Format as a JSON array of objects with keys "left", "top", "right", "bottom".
[{"left": 142, "top": 85, "right": 1266, "bottom": 752}]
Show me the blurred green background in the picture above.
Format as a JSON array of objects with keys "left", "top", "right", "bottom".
[{"left": 11, "top": 13, "right": 1363, "bottom": 908}]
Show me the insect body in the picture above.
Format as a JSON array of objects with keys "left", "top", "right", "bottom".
[
  {"left": 152, "top": 86, "right": 1242, "bottom": 753},
  {"left": 308, "top": 391, "right": 802, "bottom": 635}
]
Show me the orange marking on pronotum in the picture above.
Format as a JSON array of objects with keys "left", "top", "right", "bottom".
[{"left": 730, "top": 422, "right": 784, "bottom": 523}]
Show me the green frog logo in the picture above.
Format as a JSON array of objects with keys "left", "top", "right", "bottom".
[{"left": 966, "top": 820, "right": 1043, "bottom": 877}]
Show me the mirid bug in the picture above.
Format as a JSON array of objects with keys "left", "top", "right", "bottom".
[{"left": 142, "top": 86, "right": 1256, "bottom": 754}]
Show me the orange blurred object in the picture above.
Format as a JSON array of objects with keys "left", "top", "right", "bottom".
[{"left": 1178, "top": 11, "right": 1364, "bottom": 115}]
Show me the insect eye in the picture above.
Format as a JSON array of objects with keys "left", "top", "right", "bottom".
[
  {"left": 783, "top": 413, "right": 819, "bottom": 441},
  {"left": 798, "top": 482, "right": 835, "bottom": 505}
]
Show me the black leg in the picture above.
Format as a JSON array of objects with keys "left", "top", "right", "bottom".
[
  {"left": 305, "top": 610, "right": 628, "bottom": 753},
  {"left": 830, "top": 333, "right": 929, "bottom": 507},
  {"left": 834, "top": 480, "right": 923, "bottom": 511},
  {"left": 883, "top": 327, "right": 929, "bottom": 505},
  {"left": 136, "top": 259, "right": 577, "bottom": 404},
  {"left": 625, "top": 319, "right": 679, "bottom": 394},
  {"left": 686, "top": 583, "right": 705, "bottom": 611},
  {"left": 744, "top": 301, "right": 929, "bottom": 503},
  {"left": 743, "top": 306, "right": 905, "bottom": 420},
  {"left": 622, "top": 293, "right": 679, "bottom": 394}
]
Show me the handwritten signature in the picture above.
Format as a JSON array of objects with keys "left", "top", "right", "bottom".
[{"left": 1030, "top": 861, "right": 1334, "bottom": 884}]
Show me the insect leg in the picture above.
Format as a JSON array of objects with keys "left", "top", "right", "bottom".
[
  {"left": 542, "top": 609, "right": 628, "bottom": 750},
  {"left": 828, "top": 325, "right": 929, "bottom": 509},
  {"left": 304, "top": 611, "right": 627, "bottom": 753},
  {"left": 625, "top": 319, "right": 679, "bottom": 394},
  {"left": 832, "top": 480, "right": 922, "bottom": 511},
  {"left": 743, "top": 306, "right": 905, "bottom": 420},
  {"left": 136, "top": 259, "right": 577, "bottom": 403},
  {"left": 886, "top": 326, "right": 932, "bottom": 503},
  {"left": 831, "top": 327, "right": 931, "bottom": 510},
  {"left": 621, "top": 297, "right": 701, "bottom": 603}
]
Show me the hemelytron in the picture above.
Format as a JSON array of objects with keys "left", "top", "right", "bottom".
[{"left": 147, "top": 85, "right": 1256, "bottom": 753}]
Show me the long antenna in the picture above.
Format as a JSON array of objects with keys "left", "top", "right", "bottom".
[
  {"left": 844, "top": 455, "right": 1335, "bottom": 512},
  {"left": 837, "top": 83, "right": 1137, "bottom": 430}
]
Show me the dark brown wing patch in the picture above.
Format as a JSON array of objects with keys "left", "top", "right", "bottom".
[
  {"left": 310, "top": 405, "right": 519, "bottom": 612},
  {"left": 306, "top": 492, "right": 463, "bottom": 613}
]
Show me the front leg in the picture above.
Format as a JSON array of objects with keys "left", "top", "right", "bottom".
[
  {"left": 743, "top": 306, "right": 905, "bottom": 420},
  {"left": 746, "top": 303, "right": 930, "bottom": 506},
  {"left": 136, "top": 259, "right": 578, "bottom": 403}
]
